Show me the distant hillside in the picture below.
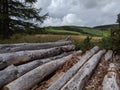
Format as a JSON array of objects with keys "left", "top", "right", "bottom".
[
  {"left": 93, "top": 24, "right": 119, "bottom": 30},
  {"left": 45, "top": 26, "right": 109, "bottom": 37}
]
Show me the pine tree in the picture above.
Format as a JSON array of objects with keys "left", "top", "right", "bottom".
[
  {"left": 110, "top": 13, "right": 120, "bottom": 54},
  {"left": 0, "top": 0, "right": 47, "bottom": 39},
  {"left": 117, "top": 14, "right": 120, "bottom": 28}
]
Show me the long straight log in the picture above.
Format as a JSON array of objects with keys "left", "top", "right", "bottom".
[
  {"left": 3, "top": 52, "right": 80, "bottom": 90},
  {"left": 0, "top": 41, "right": 72, "bottom": 53},
  {"left": 0, "top": 52, "right": 71, "bottom": 89},
  {"left": 17, "top": 52, "right": 71, "bottom": 76},
  {"left": 102, "top": 63, "right": 120, "bottom": 90},
  {"left": 61, "top": 50, "right": 106, "bottom": 90},
  {"left": 47, "top": 46, "right": 99, "bottom": 90},
  {"left": 0, "top": 65, "right": 18, "bottom": 89},
  {"left": 0, "top": 45, "right": 75, "bottom": 69},
  {"left": 0, "top": 40, "right": 71, "bottom": 48},
  {"left": 105, "top": 50, "right": 113, "bottom": 61}
]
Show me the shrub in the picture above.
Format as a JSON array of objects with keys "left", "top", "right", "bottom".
[{"left": 83, "top": 36, "right": 92, "bottom": 50}]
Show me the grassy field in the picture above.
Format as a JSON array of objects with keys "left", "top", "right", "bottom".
[
  {"left": 0, "top": 34, "right": 101, "bottom": 43},
  {"left": 45, "top": 29, "right": 80, "bottom": 35},
  {"left": 0, "top": 34, "right": 101, "bottom": 51}
]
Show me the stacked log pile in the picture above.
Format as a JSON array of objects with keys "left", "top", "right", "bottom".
[{"left": 0, "top": 40, "right": 120, "bottom": 90}]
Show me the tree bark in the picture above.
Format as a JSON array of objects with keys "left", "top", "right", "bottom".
[
  {"left": 105, "top": 50, "right": 113, "bottom": 61},
  {"left": 0, "top": 45, "right": 75, "bottom": 69},
  {"left": 102, "top": 63, "right": 120, "bottom": 90},
  {"left": 0, "top": 52, "right": 70, "bottom": 89},
  {"left": 47, "top": 46, "right": 99, "bottom": 90},
  {"left": 0, "top": 41, "right": 72, "bottom": 53},
  {"left": 61, "top": 50, "right": 106, "bottom": 90},
  {"left": 0, "top": 65, "right": 18, "bottom": 89},
  {"left": 17, "top": 52, "right": 71, "bottom": 76},
  {"left": 3, "top": 53, "right": 77, "bottom": 90}
]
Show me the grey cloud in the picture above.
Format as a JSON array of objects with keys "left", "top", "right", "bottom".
[{"left": 36, "top": 0, "right": 120, "bottom": 27}]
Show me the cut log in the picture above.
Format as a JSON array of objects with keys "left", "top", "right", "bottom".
[
  {"left": 0, "top": 65, "right": 18, "bottom": 89},
  {"left": 102, "top": 63, "right": 120, "bottom": 90},
  {"left": 0, "top": 40, "right": 71, "bottom": 48},
  {"left": 3, "top": 52, "right": 79, "bottom": 90},
  {"left": 0, "top": 41, "right": 72, "bottom": 53},
  {"left": 0, "top": 52, "right": 71, "bottom": 89},
  {"left": 0, "top": 45, "right": 75, "bottom": 69},
  {"left": 17, "top": 52, "right": 71, "bottom": 76},
  {"left": 47, "top": 46, "right": 100, "bottom": 90},
  {"left": 61, "top": 50, "right": 106, "bottom": 90},
  {"left": 105, "top": 50, "right": 113, "bottom": 61}
]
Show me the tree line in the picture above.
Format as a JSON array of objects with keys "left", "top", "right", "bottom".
[{"left": 0, "top": 0, "right": 47, "bottom": 39}]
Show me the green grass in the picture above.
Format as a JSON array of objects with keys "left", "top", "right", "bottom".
[
  {"left": 45, "top": 26, "right": 110, "bottom": 37},
  {"left": 45, "top": 29, "right": 80, "bottom": 35},
  {"left": 78, "top": 27, "right": 110, "bottom": 37}
]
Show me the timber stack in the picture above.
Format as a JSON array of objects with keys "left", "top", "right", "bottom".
[{"left": 0, "top": 40, "right": 120, "bottom": 90}]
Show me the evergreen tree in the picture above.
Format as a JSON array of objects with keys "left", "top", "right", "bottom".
[
  {"left": 110, "top": 13, "right": 120, "bottom": 54},
  {"left": 0, "top": 0, "right": 47, "bottom": 38}
]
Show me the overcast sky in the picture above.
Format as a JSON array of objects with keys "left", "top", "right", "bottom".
[{"left": 36, "top": 0, "right": 120, "bottom": 27}]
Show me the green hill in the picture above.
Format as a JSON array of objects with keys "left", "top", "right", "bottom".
[
  {"left": 44, "top": 26, "right": 110, "bottom": 37},
  {"left": 93, "top": 24, "right": 119, "bottom": 30}
]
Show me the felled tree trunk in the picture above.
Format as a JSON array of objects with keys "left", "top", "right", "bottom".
[
  {"left": 17, "top": 52, "right": 71, "bottom": 76},
  {"left": 0, "top": 41, "right": 71, "bottom": 53},
  {"left": 47, "top": 46, "right": 99, "bottom": 90},
  {"left": 61, "top": 50, "right": 106, "bottom": 90},
  {"left": 3, "top": 52, "right": 78, "bottom": 90},
  {"left": 0, "top": 65, "right": 18, "bottom": 89},
  {"left": 0, "top": 53, "right": 70, "bottom": 89},
  {"left": 102, "top": 63, "right": 120, "bottom": 90},
  {"left": 105, "top": 50, "right": 113, "bottom": 61},
  {"left": 0, "top": 45, "right": 75, "bottom": 69}
]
